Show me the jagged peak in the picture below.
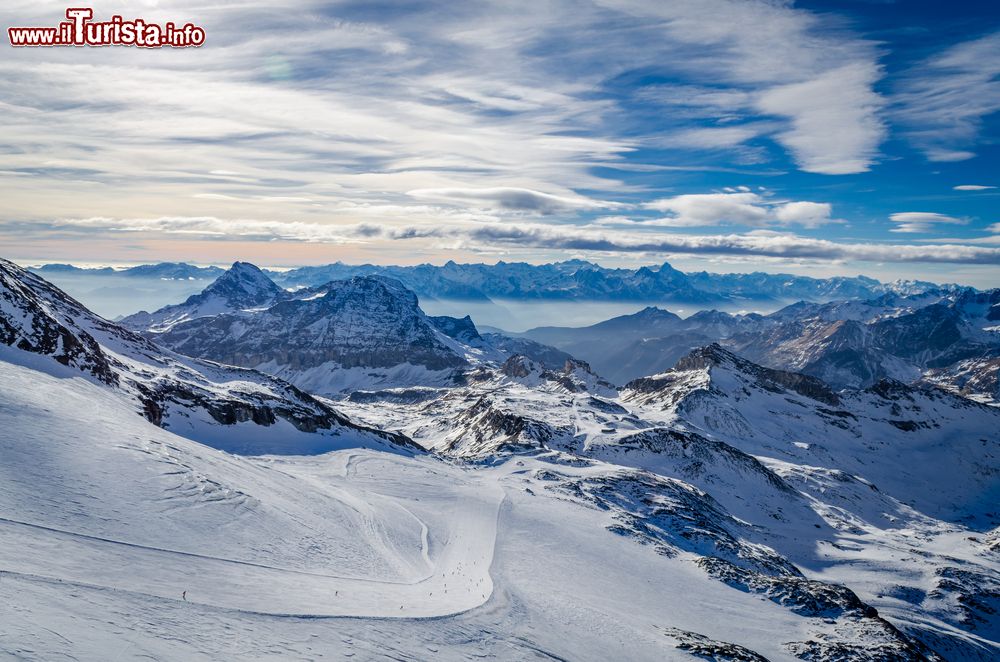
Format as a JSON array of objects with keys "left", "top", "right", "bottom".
[
  {"left": 206, "top": 261, "right": 281, "bottom": 296},
  {"left": 501, "top": 354, "right": 541, "bottom": 379},
  {"left": 166, "top": 261, "right": 288, "bottom": 315},
  {"left": 671, "top": 344, "right": 841, "bottom": 406},
  {"left": 672, "top": 343, "right": 742, "bottom": 371}
]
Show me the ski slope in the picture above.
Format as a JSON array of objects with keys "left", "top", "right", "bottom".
[
  {"left": 2, "top": 354, "right": 897, "bottom": 661},
  {"left": 0, "top": 359, "right": 502, "bottom": 619}
]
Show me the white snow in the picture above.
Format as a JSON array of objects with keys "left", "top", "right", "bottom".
[{"left": 0, "top": 356, "right": 850, "bottom": 660}]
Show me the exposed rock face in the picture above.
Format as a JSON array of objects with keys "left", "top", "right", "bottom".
[
  {"left": 429, "top": 314, "right": 482, "bottom": 344},
  {"left": 697, "top": 558, "right": 941, "bottom": 662},
  {"left": 0, "top": 259, "right": 119, "bottom": 385},
  {"left": 142, "top": 275, "right": 469, "bottom": 385},
  {"left": 659, "top": 627, "right": 770, "bottom": 662}
]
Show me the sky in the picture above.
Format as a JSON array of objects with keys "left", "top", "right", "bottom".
[{"left": 1, "top": 0, "right": 999, "bottom": 287}]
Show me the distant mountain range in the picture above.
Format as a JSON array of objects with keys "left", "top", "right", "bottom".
[
  {"left": 31, "top": 259, "right": 963, "bottom": 305},
  {"left": 34, "top": 261, "right": 225, "bottom": 281},
  {"left": 516, "top": 289, "right": 1000, "bottom": 396},
  {"left": 107, "top": 260, "right": 1000, "bottom": 405}
]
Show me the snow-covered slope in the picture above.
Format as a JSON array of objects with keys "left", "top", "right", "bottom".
[
  {"left": 623, "top": 344, "right": 1000, "bottom": 522},
  {"left": 0, "top": 258, "right": 407, "bottom": 454},
  {"left": 2, "top": 356, "right": 961, "bottom": 661},
  {"left": 333, "top": 342, "right": 1000, "bottom": 659},
  {"left": 923, "top": 356, "right": 1000, "bottom": 406}
]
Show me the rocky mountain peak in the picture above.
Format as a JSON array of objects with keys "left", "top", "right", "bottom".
[
  {"left": 429, "top": 314, "right": 482, "bottom": 344},
  {"left": 501, "top": 354, "right": 540, "bottom": 379},
  {"left": 673, "top": 344, "right": 841, "bottom": 406},
  {"left": 203, "top": 261, "right": 284, "bottom": 306}
]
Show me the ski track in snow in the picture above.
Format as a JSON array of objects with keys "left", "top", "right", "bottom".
[
  {"left": 0, "top": 484, "right": 505, "bottom": 619},
  {"left": 0, "top": 361, "right": 505, "bottom": 621}
]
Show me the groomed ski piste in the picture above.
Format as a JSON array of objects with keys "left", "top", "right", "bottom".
[{"left": 1, "top": 354, "right": 901, "bottom": 661}]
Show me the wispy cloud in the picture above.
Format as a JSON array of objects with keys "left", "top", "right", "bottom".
[
  {"left": 756, "top": 63, "right": 886, "bottom": 174},
  {"left": 889, "top": 212, "right": 968, "bottom": 233},
  {"left": 894, "top": 31, "right": 1000, "bottom": 162},
  {"left": 954, "top": 184, "right": 996, "bottom": 191},
  {"left": 640, "top": 191, "right": 833, "bottom": 228},
  {"left": 31, "top": 215, "right": 1000, "bottom": 265},
  {"left": 406, "top": 187, "right": 624, "bottom": 213}
]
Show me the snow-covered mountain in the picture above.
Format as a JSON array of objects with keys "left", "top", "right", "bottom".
[
  {"left": 137, "top": 273, "right": 478, "bottom": 394},
  {"left": 120, "top": 261, "right": 290, "bottom": 332},
  {"left": 515, "top": 289, "right": 1000, "bottom": 400},
  {"left": 7, "top": 352, "right": 965, "bottom": 660},
  {"left": 0, "top": 258, "right": 408, "bottom": 455},
  {"left": 272, "top": 259, "right": 955, "bottom": 304},
  {"left": 4, "top": 259, "right": 999, "bottom": 660},
  {"left": 623, "top": 344, "right": 999, "bottom": 519},
  {"left": 272, "top": 259, "right": 724, "bottom": 303},
  {"left": 923, "top": 355, "right": 1000, "bottom": 406},
  {"left": 728, "top": 290, "right": 1000, "bottom": 390},
  {"left": 333, "top": 341, "right": 999, "bottom": 659}
]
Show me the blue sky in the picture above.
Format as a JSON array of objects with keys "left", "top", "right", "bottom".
[{"left": 1, "top": 0, "right": 998, "bottom": 286}]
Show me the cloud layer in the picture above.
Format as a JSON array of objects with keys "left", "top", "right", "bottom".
[
  {"left": 36, "top": 215, "right": 1000, "bottom": 265},
  {"left": 0, "top": 1, "right": 997, "bottom": 276}
]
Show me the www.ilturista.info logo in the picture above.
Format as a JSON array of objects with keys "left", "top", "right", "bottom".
[{"left": 8, "top": 8, "right": 205, "bottom": 48}]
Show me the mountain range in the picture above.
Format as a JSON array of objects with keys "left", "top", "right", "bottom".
[
  {"left": 33, "top": 258, "right": 960, "bottom": 306},
  {"left": 0, "top": 258, "right": 409, "bottom": 455},
  {"left": 516, "top": 289, "right": 1000, "bottom": 397},
  {"left": 3, "top": 257, "right": 998, "bottom": 660}
]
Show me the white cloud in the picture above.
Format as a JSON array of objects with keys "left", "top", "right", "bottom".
[
  {"left": 645, "top": 192, "right": 768, "bottom": 226},
  {"left": 641, "top": 191, "right": 833, "bottom": 228},
  {"left": 406, "top": 187, "right": 623, "bottom": 213},
  {"left": 894, "top": 31, "right": 1000, "bottom": 162},
  {"left": 774, "top": 201, "right": 833, "bottom": 227},
  {"left": 40, "top": 216, "right": 1000, "bottom": 265},
  {"left": 456, "top": 224, "right": 1000, "bottom": 264},
  {"left": 756, "top": 63, "right": 886, "bottom": 174},
  {"left": 889, "top": 212, "right": 968, "bottom": 233},
  {"left": 45, "top": 217, "right": 1000, "bottom": 264},
  {"left": 656, "top": 125, "right": 766, "bottom": 150},
  {"left": 954, "top": 184, "right": 996, "bottom": 191}
]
